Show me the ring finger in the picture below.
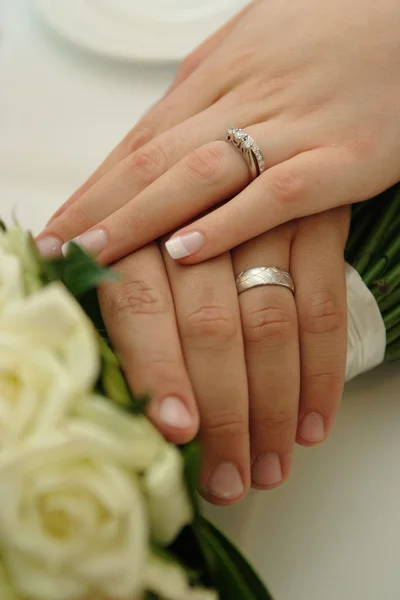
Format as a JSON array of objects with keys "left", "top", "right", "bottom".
[
  {"left": 38, "top": 116, "right": 313, "bottom": 261},
  {"left": 232, "top": 225, "right": 300, "bottom": 489}
]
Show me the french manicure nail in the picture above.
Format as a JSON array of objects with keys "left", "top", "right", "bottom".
[
  {"left": 159, "top": 396, "right": 193, "bottom": 429},
  {"left": 165, "top": 232, "right": 205, "bottom": 259},
  {"left": 62, "top": 229, "right": 107, "bottom": 257},
  {"left": 298, "top": 412, "right": 325, "bottom": 443},
  {"left": 252, "top": 452, "right": 282, "bottom": 487},
  {"left": 207, "top": 462, "right": 244, "bottom": 500},
  {"left": 36, "top": 236, "right": 62, "bottom": 258}
]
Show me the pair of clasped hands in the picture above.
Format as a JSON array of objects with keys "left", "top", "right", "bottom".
[{"left": 37, "top": 0, "right": 400, "bottom": 504}]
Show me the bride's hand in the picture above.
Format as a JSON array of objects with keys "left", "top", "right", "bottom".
[
  {"left": 98, "top": 206, "right": 350, "bottom": 505},
  {"left": 37, "top": 0, "right": 399, "bottom": 262}
]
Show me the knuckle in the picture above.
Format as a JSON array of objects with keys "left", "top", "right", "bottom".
[
  {"left": 304, "top": 371, "right": 343, "bottom": 399},
  {"left": 184, "top": 304, "right": 239, "bottom": 347},
  {"left": 136, "top": 355, "right": 185, "bottom": 388},
  {"left": 107, "top": 280, "right": 170, "bottom": 319},
  {"left": 176, "top": 52, "right": 199, "bottom": 81},
  {"left": 300, "top": 290, "right": 343, "bottom": 335},
  {"left": 255, "top": 409, "right": 294, "bottom": 435},
  {"left": 225, "top": 47, "right": 257, "bottom": 79},
  {"left": 125, "top": 141, "right": 168, "bottom": 184},
  {"left": 56, "top": 203, "right": 93, "bottom": 240},
  {"left": 269, "top": 167, "right": 305, "bottom": 205},
  {"left": 183, "top": 142, "right": 226, "bottom": 184},
  {"left": 242, "top": 303, "right": 295, "bottom": 347},
  {"left": 203, "top": 411, "right": 247, "bottom": 440},
  {"left": 123, "top": 123, "right": 155, "bottom": 156}
]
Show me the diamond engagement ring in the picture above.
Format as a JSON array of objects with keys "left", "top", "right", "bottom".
[
  {"left": 226, "top": 128, "right": 265, "bottom": 181},
  {"left": 236, "top": 267, "right": 295, "bottom": 295}
]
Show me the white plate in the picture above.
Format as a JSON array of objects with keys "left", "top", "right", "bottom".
[{"left": 34, "top": 0, "right": 250, "bottom": 63}]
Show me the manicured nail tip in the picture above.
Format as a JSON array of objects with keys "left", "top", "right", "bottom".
[
  {"left": 165, "top": 232, "right": 205, "bottom": 260},
  {"left": 61, "top": 241, "right": 70, "bottom": 256},
  {"left": 159, "top": 396, "right": 193, "bottom": 429},
  {"left": 298, "top": 412, "right": 325, "bottom": 443},
  {"left": 252, "top": 452, "right": 282, "bottom": 487},
  {"left": 62, "top": 229, "right": 108, "bottom": 258},
  {"left": 36, "top": 236, "right": 62, "bottom": 258},
  {"left": 207, "top": 462, "right": 244, "bottom": 500}
]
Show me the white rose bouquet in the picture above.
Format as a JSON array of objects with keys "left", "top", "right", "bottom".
[{"left": 0, "top": 223, "right": 272, "bottom": 600}]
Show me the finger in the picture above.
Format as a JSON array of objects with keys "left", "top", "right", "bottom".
[
  {"left": 162, "top": 247, "right": 249, "bottom": 506},
  {"left": 164, "top": 145, "right": 364, "bottom": 264},
  {"left": 98, "top": 243, "right": 199, "bottom": 444},
  {"left": 38, "top": 99, "right": 252, "bottom": 255},
  {"left": 41, "top": 117, "right": 311, "bottom": 260},
  {"left": 290, "top": 207, "right": 350, "bottom": 446},
  {"left": 232, "top": 226, "right": 300, "bottom": 490},
  {"left": 47, "top": 75, "right": 218, "bottom": 224},
  {"left": 46, "top": 3, "right": 254, "bottom": 225}
]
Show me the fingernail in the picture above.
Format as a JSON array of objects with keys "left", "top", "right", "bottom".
[
  {"left": 165, "top": 232, "right": 205, "bottom": 259},
  {"left": 252, "top": 452, "right": 282, "bottom": 487},
  {"left": 298, "top": 412, "right": 325, "bottom": 443},
  {"left": 36, "top": 236, "right": 62, "bottom": 258},
  {"left": 159, "top": 396, "right": 193, "bottom": 429},
  {"left": 207, "top": 462, "right": 244, "bottom": 500},
  {"left": 62, "top": 229, "right": 107, "bottom": 257}
]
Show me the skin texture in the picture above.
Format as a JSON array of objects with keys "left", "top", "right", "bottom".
[
  {"left": 38, "top": 0, "right": 400, "bottom": 263},
  {"left": 35, "top": 0, "right": 400, "bottom": 503},
  {"left": 97, "top": 206, "right": 350, "bottom": 505}
]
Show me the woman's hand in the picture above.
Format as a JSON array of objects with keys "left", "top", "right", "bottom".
[
  {"left": 98, "top": 206, "right": 350, "bottom": 505},
  {"left": 37, "top": 0, "right": 400, "bottom": 263}
]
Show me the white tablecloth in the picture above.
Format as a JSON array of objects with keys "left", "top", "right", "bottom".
[{"left": 1, "top": 2, "right": 400, "bottom": 599}]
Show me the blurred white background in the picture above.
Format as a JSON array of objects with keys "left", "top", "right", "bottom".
[{"left": 1, "top": 2, "right": 400, "bottom": 599}]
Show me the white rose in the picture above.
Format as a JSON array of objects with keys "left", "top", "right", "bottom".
[
  {"left": 0, "top": 561, "right": 19, "bottom": 600},
  {"left": 0, "top": 248, "right": 24, "bottom": 313},
  {"left": 143, "top": 445, "right": 193, "bottom": 545},
  {"left": 73, "top": 394, "right": 165, "bottom": 471},
  {"left": 0, "top": 226, "right": 41, "bottom": 295},
  {"left": 0, "top": 283, "right": 99, "bottom": 393},
  {"left": 145, "top": 555, "right": 218, "bottom": 600},
  {"left": 0, "top": 332, "right": 72, "bottom": 448},
  {"left": 0, "top": 423, "right": 149, "bottom": 600}
]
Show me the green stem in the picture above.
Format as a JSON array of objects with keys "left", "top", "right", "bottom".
[
  {"left": 351, "top": 200, "right": 369, "bottom": 220},
  {"left": 379, "top": 284, "right": 400, "bottom": 313},
  {"left": 372, "top": 262, "right": 400, "bottom": 303},
  {"left": 364, "top": 232, "right": 400, "bottom": 286},
  {"left": 353, "top": 187, "right": 400, "bottom": 276},
  {"left": 384, "top": 339, "right": 400, "bottom": 363},
  {"left": 383, "top": 303, "right": 400, "bottom": 330},
  {"left": 386, "top": 321, "right": 400, "bottom": 345},
  {"left": 345, "top": 206, "right": 379, "bottom": 263},
  {"left": 386, "top": 211, "right": 400, "bottom": 244}
]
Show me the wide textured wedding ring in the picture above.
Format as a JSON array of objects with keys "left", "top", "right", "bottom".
[
  {"left": 226, "top": 128, "right": 265, "bottom": 181},
  {"left": 236, "top": 266, "right": 295, "bottom": 295}
]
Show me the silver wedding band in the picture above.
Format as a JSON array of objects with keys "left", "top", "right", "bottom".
[
  {"left": 225, "top": 128, "right": 265, "bottom": 181},
  {"left": 236, "top": 266, "right": 295, "bottom": 295}
]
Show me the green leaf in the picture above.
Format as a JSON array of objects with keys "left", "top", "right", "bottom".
[
  {"left": 0, "top": 220, "right": 6, "bottom": 232},
  {"left": 79, "top": 289, "right": 108, "bottom": 339},
  {"left": 144, "top": 593, "right": 159, "bottom": 600},
  {"left": 97, "top": 334, "right": 149, "bottom": 414},
  {"left": 194, "top": 517, "right": 273, "bottom": 600},
  {"left": 169, "top": 525, "right": 211, "bottom": 589},
  {"left": 40, "top": 242, "right": 117, "bottom": 298},
  {"left": 181, "top": 442, "right": 203, "bottom": 515},
  {"left": 151, "top": 542, "right": 201, "bottom": 586}
]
